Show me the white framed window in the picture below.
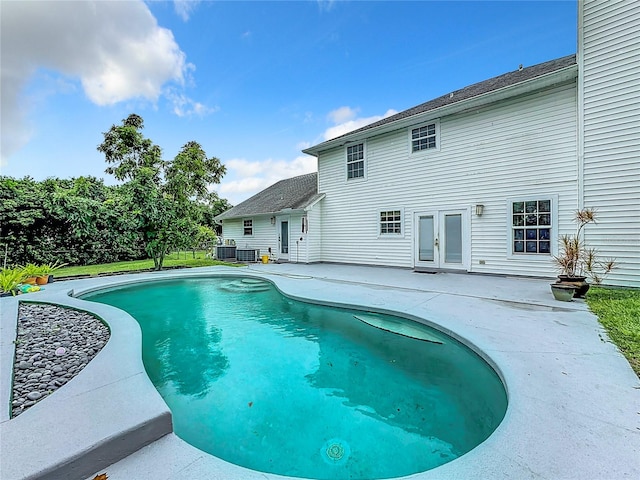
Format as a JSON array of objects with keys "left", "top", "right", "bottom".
[
  {"left": 507, "top": 196, "right": 558, "bottom": 256},
  {"left": 380, "top": 210, "right": 402, "bottom": 235},
  {"left": 243, "top": 219, "right": 253, "bottom": 236},
  {"left": 346, "top": 143, "right": 365, "bottom": 180},
  {"left": 410, "top": 120, "right": 440, "bottom": 153}
]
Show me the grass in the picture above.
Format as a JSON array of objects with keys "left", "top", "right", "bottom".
[
  {"left": 55, "top": 251, "right": 239, "bottom": 277},
  {"left": 586, "top": 286, "right": 640, "bottom": 377}
]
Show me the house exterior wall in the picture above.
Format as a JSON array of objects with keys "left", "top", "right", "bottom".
[
  {"left": 220, "top": 213, "right": 312, "bottom": 263},
  {"left": 317, "top": 81, "right": 578, "bottom": 278},
  {"left": 305, "top": 201, "right": 323, "bottom": 263},
  {"left": 580, "top": 0, "right": 640, "bottom": 287},
  {"left": 286, "top": 214, "right": 307, "bottom": 263},
  {"left": 219, "top": 216, "right": 276, "bottom": 260}
]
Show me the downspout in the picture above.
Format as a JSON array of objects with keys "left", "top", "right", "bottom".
[{"left": 577, "top": 0, "right": 585, "bottom": 210}]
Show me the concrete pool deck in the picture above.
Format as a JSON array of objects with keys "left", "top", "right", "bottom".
[{"left": 1, "top": 263, "right": 639, "bottom": 479}]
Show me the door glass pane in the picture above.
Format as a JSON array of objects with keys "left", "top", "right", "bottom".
[
  {"left": 281, "top": 222, "right": 289, "bottom": 254},
  {"left": 444, "top": 214, "right": 462, "bottom": 264},
  {"left": 418, "top": 216, "right": 434, "bottom": 261}
]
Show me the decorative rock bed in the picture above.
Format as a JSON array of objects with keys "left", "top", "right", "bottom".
[{"left": 11, "top": 303, "right": 110, "bottom": 418}]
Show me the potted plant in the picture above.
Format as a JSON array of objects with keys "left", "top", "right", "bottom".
[
  {"left": 552, "top": 208, "right": 616, "bottom": 298},
  {"left": 0, "top": 268, "right": 25, "bottom": 296},
  {"left": 20, "top": 263, "right": 41, "bottom": 285},
  {"left": 37, "top": 260, "right": 68, "bottom": 284}
]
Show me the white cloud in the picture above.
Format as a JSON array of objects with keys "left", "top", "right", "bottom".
[
  {"left": 174, "top": 0, "right": 202, "bottom": 21},
  {"left": 166, "top": 88, "right": 219, "bottom": 117},
  {"left": 327, "top": 106, "right": 358, "bottom": 124},
  {"left": 216, "top": 155, "right": 317, "bottom": 205},
  {"left": 323, "top": 108, "right": 398, "bottom": 141},
  {"left": 0, "top": 0, "right": 206, "bottom": 164}
]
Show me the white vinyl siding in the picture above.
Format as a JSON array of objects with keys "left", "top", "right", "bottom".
[
  {"left": 305, "top": 204, "right": 323, "bottom": 263},
  {"left": 220, "top": 217, "right": 276, "bottom": 259},
  {"left": 317, "top": 82, "right": 578, "bottom": 277},
  {"left": 581, "top": 0, "right": 640, "bottom": 287}
]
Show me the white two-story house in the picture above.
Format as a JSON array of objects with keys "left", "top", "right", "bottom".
[{"left": 217, "top": 0, "right": 639, "bottom": 287}]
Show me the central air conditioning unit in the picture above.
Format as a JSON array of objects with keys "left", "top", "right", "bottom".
[
  {"left": 236, "top": 248, "right": 260, "bottom": 262},
  {"left": 215, "top": 245, "right": 237, "bottom": 261}
]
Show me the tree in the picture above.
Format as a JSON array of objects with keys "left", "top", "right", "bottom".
[
  {"left": 97, "top": 114, "right": 226, "bottom": 270},
  {"left": 0, "top": 176, "right": 144, "bottom": 266}
]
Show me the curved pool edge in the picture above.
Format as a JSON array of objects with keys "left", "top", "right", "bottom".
[
  {"left": 1, "top": 265, "right": 639, "bottom": 480},
  {"left": 0, "top": 283, "right": 173, "bottom": 480}
]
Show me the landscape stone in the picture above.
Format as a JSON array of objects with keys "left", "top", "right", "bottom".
[{"left": 10, "top": 303, "right": 110, "bottom": 418}]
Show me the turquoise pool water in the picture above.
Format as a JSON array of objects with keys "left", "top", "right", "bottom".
[{"left": 84, "top": 277, "right": 507, "bottom": 479}]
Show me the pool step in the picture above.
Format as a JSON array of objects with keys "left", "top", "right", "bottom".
[{"left": 219, "top": 279, "right": 271, "bottom": 293}]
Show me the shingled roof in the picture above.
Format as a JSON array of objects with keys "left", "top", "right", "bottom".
[
  {"left": 215, "top": 172, "right": 320, "bottom": 221},
  {"left": 305, "top": 54, "right": 577, "bottom": 153}
]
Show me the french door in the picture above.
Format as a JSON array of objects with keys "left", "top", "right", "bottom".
[{"left": 414, "top": 209, "right": 468, "bottom": 270}]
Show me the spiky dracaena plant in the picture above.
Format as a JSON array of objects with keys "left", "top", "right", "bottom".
[{"left": 553, "top": 208, "right": 617, "bottom": 284}]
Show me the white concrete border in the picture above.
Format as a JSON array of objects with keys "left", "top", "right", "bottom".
[{"left": 1, "top": 265, "right": 638, "bottom": 480}]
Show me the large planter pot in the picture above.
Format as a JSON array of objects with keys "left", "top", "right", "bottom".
[
  {"left": 551, "top": 283, "right": 577, "bottom": 302},
  {"left": 557, "top": 275, "right": 590, "bottom": 298},
  {"left": 23, "top": 277, "right": 37, "bottom": 286},
  {"left": 35, "top": 276, "right": 49, "bottom": 285}
]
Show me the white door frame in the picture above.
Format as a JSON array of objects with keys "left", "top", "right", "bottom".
[
  {"left": 413, "top": 208, "right": 470, "bottom": 271},
  {"left": 276, "top": 216, "right": 290, "bottom": 261}
]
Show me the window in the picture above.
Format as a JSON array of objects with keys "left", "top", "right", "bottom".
[
  {"left": 243, "top": 219, "right": 253, "bottom": 236},
  {"left": 511, "top": 200, "right": 551, "bottom": 254},
  {"left": 411, "top": 121, "right": 438, "bottom": 153},
  {"left": 380, "top": 210, "right": 402, "bottom": 235},
  {"left": 346, "top": 143, "right": 365, "bottom": 179}
]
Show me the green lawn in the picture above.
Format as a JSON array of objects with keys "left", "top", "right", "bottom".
[
  {"left": 55, "top": 251, "right": 239, "bottom": 277},
  {"left": 586, "top": 287, "right": 640, "bottom": 377}
]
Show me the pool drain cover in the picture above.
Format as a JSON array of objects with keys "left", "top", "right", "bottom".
[{"left": 321, "top": 438, "right": 350, "bottom": 466}]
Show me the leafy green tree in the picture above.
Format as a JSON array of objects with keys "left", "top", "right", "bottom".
[
  {"left": 0, "top": 176, "right": 144, "bottom": 266},
  {"left": 97, "top": 114, "right": 226, "bottom": 270}
]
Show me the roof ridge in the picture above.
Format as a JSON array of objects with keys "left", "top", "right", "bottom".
[{"left": 314, "top": 54, "right": 577, "bottom": 146}]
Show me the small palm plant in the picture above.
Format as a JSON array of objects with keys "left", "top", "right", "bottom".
[{"left": 553, "top": 208, "right": 616, "bottom": 284}]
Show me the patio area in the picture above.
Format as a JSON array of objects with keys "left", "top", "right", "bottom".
[{"left": 1, "top": 263, "right": 639, "bottom": 479}]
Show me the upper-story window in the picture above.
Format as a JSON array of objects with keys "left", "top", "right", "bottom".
[
  {"left": 346, "top": 143, "right": 365, "bottom": 179},
  {"left": 243, "top": 219, "right": 253, "bottom": 236},
  {"left": 410, "top": 121, "right": 439, "bottom": 153}
]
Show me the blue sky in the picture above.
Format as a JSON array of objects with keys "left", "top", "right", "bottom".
[{"left": 1, "top": 0, "right": 577, "bottom": 205}]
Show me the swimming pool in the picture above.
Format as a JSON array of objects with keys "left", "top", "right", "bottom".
[{"left": 83, "top": 277, "right": 507, "bottom": 479}]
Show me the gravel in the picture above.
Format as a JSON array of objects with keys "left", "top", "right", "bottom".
[{"left": 11, "top": 303, "right": 110, "bottom": 418}]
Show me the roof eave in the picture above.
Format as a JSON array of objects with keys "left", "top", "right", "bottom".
[
  {"left": 216, "top": 194, "right": 326, "bottom": 221},
  {"left": 303, "top": 64, "right": 578, "bottom": 157}
]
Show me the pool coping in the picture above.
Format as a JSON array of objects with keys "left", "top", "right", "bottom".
[{"left": 1, "top": 265, "right": 639, "bottom": 479}]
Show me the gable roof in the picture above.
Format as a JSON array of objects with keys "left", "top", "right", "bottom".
[
  {"left": 215, "top": 172, "right": 321, "bottom": 221},
  {"left": 304, "top": 54, "right": 577, "bottom": 156}
]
